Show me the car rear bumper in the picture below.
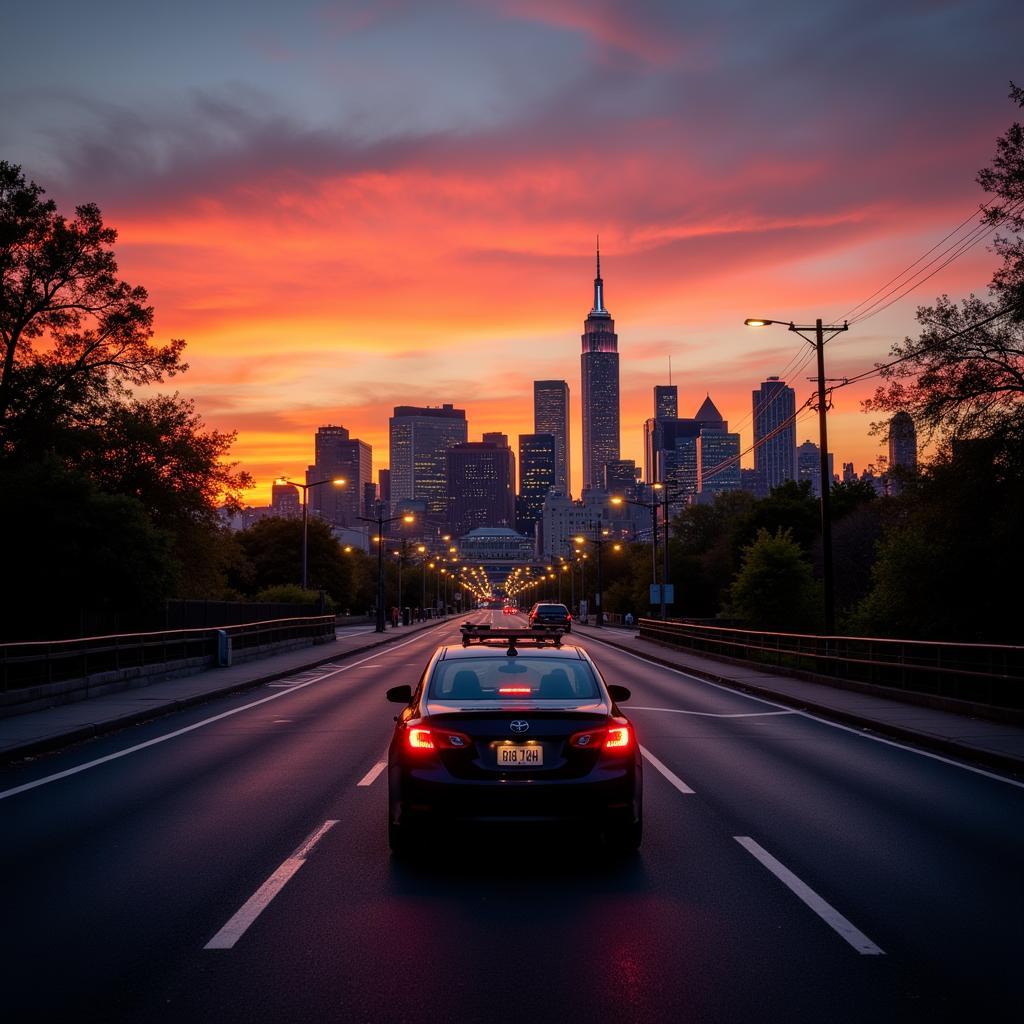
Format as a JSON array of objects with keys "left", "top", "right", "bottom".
[{"left": 390, "top": 763, "right": 641, "bottom": 827}]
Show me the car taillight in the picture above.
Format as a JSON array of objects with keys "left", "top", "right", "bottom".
[
  {"left": 498, "top": 686, "right": 532, "bottom": 695},
  {"left": 406, "top": 725, "right": 472, "bottom": 751},
  {"left": 568, "top": 722, "right": 633, "bottom": 753},
  {"left": 604, "top": 724, "right": 632, "bottom": 749}
]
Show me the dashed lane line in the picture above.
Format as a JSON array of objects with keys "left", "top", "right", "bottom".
[
  {"left": 357, "top": 760, "right": 387, "bottom": 787},
  {"left": 734, "top": 836, "right": 885, "bottom": 955},
  {"left": 204, "top": 820, "right": 338, "bottom": 950},
  {"left": 639, "top": 745, "right": 695, "bottom": 794}
]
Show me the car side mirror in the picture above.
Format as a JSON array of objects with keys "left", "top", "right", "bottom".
[
  {"left": 608, "top": 684, "right": 631, "bottom": 703},
  {"left": 386, "top": 684, "right": 413, "bottom": 704}
]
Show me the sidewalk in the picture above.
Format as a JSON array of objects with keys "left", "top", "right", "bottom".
[
  {"left": 573, "top": 623, "right": 1024, "bottom": 777},
  {"left": 0, "top": 617, "right": 448, "bottom": 763}
]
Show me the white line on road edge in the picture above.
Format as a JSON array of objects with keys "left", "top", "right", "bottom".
[
  {"left": 631, "top": 705, "right": 796, "bottom": 719},
  {"left": 578, "top": 633, "right": 1024, "bottom": 791},
  {"left": 205, "top": 820, "right": 338, "bottom": 950},
  {"left": 734, "top": 836, "right": 885, "bottom": 955},
  {"left": 640, "top": 745, "right": 695, "bottom": 794},
  {"left": 0, "top": 623, "right": 456, "bottom": 803},
  {"left": 357, "top": 760, "right": 387, "bottom": 787}
]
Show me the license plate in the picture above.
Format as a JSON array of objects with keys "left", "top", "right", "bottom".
[{"left": 496, "top": 744, "right": 543, "bottom": 766}]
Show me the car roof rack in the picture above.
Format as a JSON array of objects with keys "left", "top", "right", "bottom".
[{"left": 460, "top": 623, "right": 564, "bottom": 654}]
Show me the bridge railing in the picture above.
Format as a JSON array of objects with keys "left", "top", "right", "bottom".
[
  {"left": 0, "top": 616, "right": 337, "bottom": 693},
  {"left": 637, "top": 619, "right": 1024, "bottom": 711}
]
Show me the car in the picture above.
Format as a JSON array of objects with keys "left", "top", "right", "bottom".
[
  {"left": 502, "top": 605, "right": 517, "bottom": 616},
  {"left": 385, "top": 625, "right": 642, "bottom": 853},
  {"left": 528, "top": 601, "right": 572, "bottom": 633}
]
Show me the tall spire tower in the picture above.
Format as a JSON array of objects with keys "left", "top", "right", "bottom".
[{"left": 580, "top": 238, "right": 620, "bottom": 491}]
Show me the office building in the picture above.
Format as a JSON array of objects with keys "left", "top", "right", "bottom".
[
  {"left": 389, "top": 404, "right": 468, "bottom": 523},
  {"left": 798, "top": 439, "right": 835, "bottom": 497},
  {"left": 580, "top": 243, "right": 620, "bottom": 491},
  {"left": 697, "top": 429, "right": 742, "bottom": 497},
  {"left": 604, "top": 459, "right": 640, "bottom": 500},
  {"left": 307, "top": 424, "right": 371, "bottom": 528},
  {"left": 752, "top": 377, "right": 797, "bottom": 490},
  {"left": 270, "top": 481, "right": 301, "bottom": 519},
  {"left": 888, "top": 412, "right": 917, "bottom": 494},
  {"left": 654, "top": 385, "right": 678, "bottom": 420},
  {"left": 534, "top": 380, "right": 570, "bottom": 496},
  {"left": 446, "top": 441, "right": 516, "bottom": 536},
  {"left": 517, "top": 433, "right": 557, "bottom": 536}
]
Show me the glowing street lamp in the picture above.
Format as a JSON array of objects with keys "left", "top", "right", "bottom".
[{"left": 278, "top": 476, "right": 346, "bottom": 590}]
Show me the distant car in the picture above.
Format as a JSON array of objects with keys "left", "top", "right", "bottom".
[
  {"left": 385, "top": 626, "right": 641, "bottom": 853},
  {"left": 502, "top": 605, "right": 518, "bottom": 615},
  {"left": 528, "top": 602, "right": 572, "bottom": 633}
]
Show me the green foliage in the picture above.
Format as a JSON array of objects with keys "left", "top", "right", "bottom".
[
  {"left": 849, "top": 438, "right": 1024, "bottom": 642},
  {"left": 233, "top": 517, "right": 352, "bottom": 602},
  {"left": 0, "top": 163, "right": 253, "bottom": 630},
  {"left": 725, "top": 528, "right": 822, "bottom": 632},
  {"left": 0, "top": 460, "right": 178, "bottom": 639},
  {"left": 254, "top": 585, "right": 336, "bottom": 611},
  {"left": 829, "top": 479, "right": 877, "bottom": 520}
]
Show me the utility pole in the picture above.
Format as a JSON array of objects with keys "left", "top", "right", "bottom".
[{"left": 814, "top": 318, "right": 836, "bottom": 634}]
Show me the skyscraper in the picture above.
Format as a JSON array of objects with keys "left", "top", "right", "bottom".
[
  {"left": 517, "top": 433, "right": 556, "bottom": 535},
  {"left": 752, "top": 376, "right": 797, "bottom": 491},
  {"left": 580, "top": 242, "right": 620, "bottom": 491},
  {"left": 446, "top": 441, "right": 516, "bottom": 536},
  {"left": 888, "top": 412, "right": 917, "bottom": 471},
  {"left": 654, "top": 385, "right": 678, "bottom": 420},
  {"left": 533, "top": 380, "right": 570, "bottom": 497},
  {"left": 797, "top": 439, "right": 835, "bottom": 497},
  {"left": 389, "top": 404, "right": 468, "bottom": 523},
  {"left": 307, "top": 424, "right": 371, "bottom": 527}
]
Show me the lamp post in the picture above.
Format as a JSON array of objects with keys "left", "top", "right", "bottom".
[
  {"left": 745, "top": 316, "right": 848, "bottom": 633},
  {"left": 575, "top": 515, "right": 613, "bottom": 627},
  {"left": 611, "top": 492, "right": 661, "bottom": 616},
  {"left": 417, "top": 544, "right": 427, "bottom": 619},
  {"left": 279, "top": 476, "right": 347, "bottom": 591},
  {"left": 358, "top": 504, "right": 416, "bottom": 633}
]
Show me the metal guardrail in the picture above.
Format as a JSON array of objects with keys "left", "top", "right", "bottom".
[
  {"left": 0, "top": 616, "right": 336, "bottom": 693},
  {"left": 637, "top": 619, "right": 1024, "bottom": 710}
]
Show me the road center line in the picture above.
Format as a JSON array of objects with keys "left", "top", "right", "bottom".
[
  {"left": 204, "top": 820, "right": 338, "bottom": 950},
  {"left": 578, "top": 634, "right": 1024, "bottom": 790},
  {"left": 631, "top": 705, "right": 796, "bottom": 719},
  {"left": 640, "top": 745, "right": 695, "bottom": 794},
  {"left": 0, "top": 623, "right": 454, "bottom": 803},
  {"left": 734, "top": 836, "right": 885, "bottom": 955},
  {"left": 357, "top": 760, "right": 387, "bottom": 787}
]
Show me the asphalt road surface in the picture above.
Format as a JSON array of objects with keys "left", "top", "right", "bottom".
[{"left": 2, "top": 612, "right": 1021, "bottom": 1023}]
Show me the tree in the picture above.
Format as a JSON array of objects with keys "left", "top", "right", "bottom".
[
  {"left": 0, "top": 161, "right": 184, "bottom": 447},
  {"left": 864, "top": 85, "right": 1024, "bottom": 462},
  {"left": 234, "top": 518, "right": 353, "bottom": 602},
  {"left": 725, "top": 528, "right": 822, "bottom": 633}
]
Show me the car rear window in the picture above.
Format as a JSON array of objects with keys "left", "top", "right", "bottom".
[
  {"left": 534, "top": 605, "right": 569, "bottom": 615},
  {"left": 429, "top": 657, "right": 600, "bottom": 701}
]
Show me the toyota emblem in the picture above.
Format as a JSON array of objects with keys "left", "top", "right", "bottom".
[{"left": 510, "top": 720, "right": 529, "bottom": 733}]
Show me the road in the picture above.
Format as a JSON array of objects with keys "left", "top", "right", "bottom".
[{"left": 1, "top": 611, "right": 1021, "bottom": 1022}]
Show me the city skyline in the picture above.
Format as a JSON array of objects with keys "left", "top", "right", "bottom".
[{"left": 2, "top": 2, "right": 1019, "bottom": 504}]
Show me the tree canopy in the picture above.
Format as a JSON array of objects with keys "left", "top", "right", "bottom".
[{"left": 864, "top": 84, "right": 1024, "bottom": 463}]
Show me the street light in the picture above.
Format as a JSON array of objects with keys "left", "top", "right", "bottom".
[
  {"left": 574, "top": 515, "right": 616, "bottom": 627},
  {"left": 358, "top": 503, "right": 416, "bottom": 633},
  {"left": 279, "top": 476, "right": 346, "bottom": 590},
  {"left": 745, "top": 316, "right": 849, "bottom": 633},
  {"left": 611, "top": 492, "right": 661, "bottom": 617}
]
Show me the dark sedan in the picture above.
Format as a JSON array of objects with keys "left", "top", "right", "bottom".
[
  {"left": 528, "top": 602, "right": 572, "bottom": 632},
  {"left": 386, "top": 628, "right": 641, "bottom": 853}
]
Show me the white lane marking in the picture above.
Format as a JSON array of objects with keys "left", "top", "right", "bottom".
[
  {"left": 205, "top": 820, "right": 338, "bottom": 950},
  {"left": 734, "top": 836, "right": 885, "bottom": 955},
  {"left": 639, "top": 745, "right": 695, "bottom": 794},
  {"left": 0, "top": 622, "right": 456, "bottom": 803},
  {"left": 579, "top": 634, "right": 1024, "bottom": 791},
  {"left": 357, "top": 760, "right": 387, "bottom": 787},
  {"left": 631, "top": 705, "right": 796, "bottom": 719}
]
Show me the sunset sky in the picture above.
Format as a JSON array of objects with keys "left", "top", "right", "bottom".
[{"left": 3, "top": 0, "right": 1021, "bottom": 502}]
